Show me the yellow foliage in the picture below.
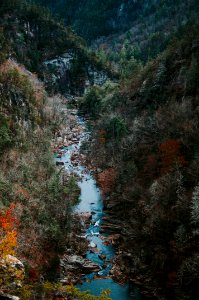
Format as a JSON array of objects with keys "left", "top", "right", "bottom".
[{"left": 0, "top": 230, "right": 17, "bottom": 257}]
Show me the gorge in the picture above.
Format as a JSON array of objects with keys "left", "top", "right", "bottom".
[
  {"left": 54, "top": 107, "right": 141, "bottom": 300},
  {"left": 0, "top": 1, "right": 199, "bottom": 300}
]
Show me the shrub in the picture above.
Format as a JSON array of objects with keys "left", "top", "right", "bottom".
[
  {"left": 80, "top": 86, "right": 102, "bottom": 118},
  {"left": 106, "top": 115, "right": 128, "bottom": 141},
  {"left": 0, "top": 114, "right": 13, "bottom": 153},
  {"left": 42, "top": 282, "right": 111, "bottom": 300}
]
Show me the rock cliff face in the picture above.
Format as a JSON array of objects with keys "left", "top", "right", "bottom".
[
  {"left": 43, "top": 52, "right": 74, "bottom": 93},
  {"left": 42, "top": 51, "right": 108, "bottom": 95},
  {"left": 87, "top": 66, "right": 108, "bottom": 86}
]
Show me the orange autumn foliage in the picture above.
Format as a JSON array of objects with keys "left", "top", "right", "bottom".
[
  {"left": 159, "top": 139, "right": 187, "bottom": 174},
  {"left": 0, "top": 203, "right": 18, "bottom": 258}
]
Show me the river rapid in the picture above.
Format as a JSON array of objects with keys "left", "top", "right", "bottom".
[{"left": 55, "top": 111, "right": 141, "bottom": 300}]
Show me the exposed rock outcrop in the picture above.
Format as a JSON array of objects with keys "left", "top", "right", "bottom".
[
  {"left": 42, "top": 51, "right": 108, "bottom": 96},
  {"left": 60, "top": 254, "right": 100, "bottom": 274}
]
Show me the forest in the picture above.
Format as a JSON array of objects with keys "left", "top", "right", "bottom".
[{"left": 0, "top": 0, "right": 199, "bottom": 299}]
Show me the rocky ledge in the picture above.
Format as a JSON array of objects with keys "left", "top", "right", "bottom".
[{"left": 61, "top": 254, "right": 100, "bottom": 273}]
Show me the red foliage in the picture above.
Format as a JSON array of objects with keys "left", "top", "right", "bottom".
[
  {"left": 97, "top": 168, "right": 116, "bottom": 195},
  {"left": 159, "top": 139, "right": 187, "bottom": 174},
  {"left": 0, "top": 203, "right": 18, "bottom": 231},
  {"left": 28, "top": 268, "right": 40, "bottom": 282},
  {"left": 0, "top": 203, "right": 19, "bottom": 257}
]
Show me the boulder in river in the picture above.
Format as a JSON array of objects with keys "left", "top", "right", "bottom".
[
  {"left": 89, "top": 241, "right": 97, "bottom": 248},
  {"left": 61, "top": 255, "right": 100, "bottom": 274},
  {"left": 56, "top": 161, "right": 64, "bottom": 166},
  {"left": 98, "top": 254, "right": 106, "bottom": 261}
]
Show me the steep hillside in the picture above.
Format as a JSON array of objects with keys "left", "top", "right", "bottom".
[
  {"left": 34, "top": 0, "right": 198, "bottom": 60},
  {"left": 0, "top": 58, "right": 80, "bottom": 297},
  {"left": 93, "top": 0, "right": 199, "bottom": 60},
  {"left": 0, "top": 1, "right": 111, "bottom": 299},
  {"left": 81, "top": 23, "right": 199, "bottom": 300},
  {"left": 0, "top": 0, "right": 112, "bottom": 96},
  {"left": 33, "top": 0, "right": 199, "bottom": 87}
]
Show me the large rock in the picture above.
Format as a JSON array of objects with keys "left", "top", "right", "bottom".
[
  {"left": 61, "top": 255, "right": 100, "bottom": 274},
  {"left": 89, "top": 241, "right": 97, "bottom": 248},
  {"left": 5, "top": 255, "right": 24, "bottom": 270},
  {"left": 0, "top": 255, "right": 25, "bottom": 292}
]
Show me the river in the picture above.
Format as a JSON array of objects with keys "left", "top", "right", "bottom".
[{"left": 56, "top": 113, "right": 141, "bottom": 300}]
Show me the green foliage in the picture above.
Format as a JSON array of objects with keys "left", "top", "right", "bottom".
[
  {"left": 0, "top": 114, "right": 13, "bottom": 154},
  {"left": 0, "top": 0, "right": 113, "bottom": 96},
  {"left": 0, "top": 174, "right": 13, "bottom": 207},
  {"left": 34, "top": 0, "right": 121, "bottom": 41},
  {"left": 0, "top": 0, "right": 23, "bottom": 14},
  {"left": 80, "top": 86, "right": 102, "bottom": 118},
  {"left": 64, "top": 176, "right": 81, "bottom": 206},
  {"left": 34, "top": 0, "right": 199, "bottom": 69},
  {"left": 0, "top": 28, "right": 9, "bottom": 64},
  {"left": 42, "top": 282, "right": 111, "bottom": 300},
  {"left": 0, "top": 0, "right": 198, "bottom": 299},
  {"left": 48, "top": 172, "right": 63, "bottom": 201},
  {"left": 0, "top": 0, "right": 87, "bottom": 73},
  {"left": 70, "top": 54, "right": 87, "bottom": 93},
  {"left": 15, "top": 281, "right": 111, "bottom": 300},
  {"left": 106, "top": 116, "right": 128, "bottom": 141},
  {"left": 0, "top": 63, "right": 81, "bottom": 295},
  {"left": 139, "top": 60, "right": 168, "bottom": 108},
  {"left": 0, "top": 65, "right": 44, "bottom": 150},
  {"left": 120, "top": 57, "right": 143, "bottom": 79},
  {"left": 0, "top": 68, "right": 36, "bottom": 104}
]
